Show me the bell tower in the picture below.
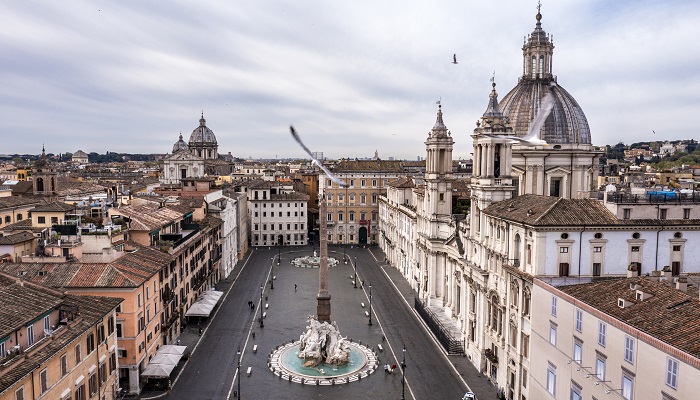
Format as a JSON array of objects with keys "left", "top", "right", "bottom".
[
  {"left": 423, "top": 104, "right": 454, "bottom": 239},
  {"left": 32, "top": 145, "right": 57, "bottom": 197},
  {"left": 471, "top": 82, "right": 515, "bottom": 234}
]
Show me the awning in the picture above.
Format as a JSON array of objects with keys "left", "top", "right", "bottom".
[
  {"left": 149, "top": 353, "right": 181, "bottom": 366},
  {"left": 202, "top": 290, "right": 223, "bottom": 302},
  {"left": 141, "top": 363, "right": 175, "bottom": 378},
  {"left": 185, "top": 302, "right": 214, "bottom": 317},
  {"left": 158, "top": 345, "right": 187, "bottom": 356}
]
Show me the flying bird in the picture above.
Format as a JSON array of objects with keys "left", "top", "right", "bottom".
[
  {"left": 452, "top": 54, "right": 458, "bottom": 64},
  {"left": 480, "top": 86, "right": 556, "bottom": 147},
  {"left": 289, "top": 125, "right": 349, "bottom": 187}
]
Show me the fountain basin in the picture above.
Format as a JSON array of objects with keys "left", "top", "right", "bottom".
[{"left": 269, "top": 341, "right": 378, "bottom": 385}]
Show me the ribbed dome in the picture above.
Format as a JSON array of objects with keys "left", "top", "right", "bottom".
[
  {"left": 499, "top": 81, "right": 591, "bottom": 144},
  {"left": 172, "top": 133, "right": 189, "bottom": 153},
  {"left": 498, "top": 7, "right": 592, "bottom": 145},
  {"left": 189, "top": 113, "right": 217, "bottom": 145}
]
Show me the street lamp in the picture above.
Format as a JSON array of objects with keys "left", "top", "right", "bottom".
[
  {"left": 401, "top": 345, "right": 406, "bottom": 400},
  {"left": 277, "top": 234, "right": 281, "bottom": 266},
  {"left": 368, "top": 284, "right": 372, "bottom": 326},
  {"left": 353, "top": 256, "right": 357, "bottom": 289},
  {"left": 236, "top": 347, "right": 241, "bottom": 399},
  {"left": 259, "top": 285, "right": 264, "bottom": 328}
]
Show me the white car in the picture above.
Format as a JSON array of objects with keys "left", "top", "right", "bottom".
[{"left": 462, "top": 392, "right": 476, "bottom": 400}]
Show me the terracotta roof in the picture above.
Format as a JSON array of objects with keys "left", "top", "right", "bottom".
[
  {"left": 0, "top": 231, "right": 36, "bottom": 245},
  {"left": 387, "top": 177, "right": 415, "bottom": 188},
  {"left": 0, "top": 219, "right": 45, "bottom": 233},
  {"left": 559, "top": 278, "right": 700, "bottom": 359},
  {"left": 0, "top": 274, "right": 61, "bottom": 339},
  {"left": 0, "top": 246, "right": 171, "bottom": 289},
  {"left": 331, "top": 160, "right": 406, "bottom": 172},
  {"left": 31, "top": 202, "right": 75, "bottom": 213},
  {"left": 111, "top": 203, "right": 192, "bottom": 232},
  {"left": 0, "top": 196, "right": 43, "bottom": 209},
  {"left": 0, "top": 274, "right": 121, "bottom": 394},
  {"left": 483, "top": 194, "right": 619, "bottom": 226},
  {"left": 270, "top": 192, "right": 309, "bottom": 201}
]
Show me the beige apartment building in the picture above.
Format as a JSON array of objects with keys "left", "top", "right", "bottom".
[
  {"left": 0, "top": 245, "right": 172, "bottom": 394},
  {"left": 320, "top": 160, "right": 407, "bottom": 245},
  {"left": 531, "top": 277, "right": 700, "bottom": 400},
  {"left": 0, "top": 274, "right": 121, "bottom": 400}
]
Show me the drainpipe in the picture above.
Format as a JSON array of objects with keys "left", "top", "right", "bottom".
[
  {"left": 520, "top": 153, "right": 527, "bottom": 196},
  {"left": 655, "top": 225, "right": 665, "bottom": 271},
  {"left": 578, "top": 226, "right": 585, "bottom": 276},
  {"left": 542, "top": 154, "right": 551, "bottom": 196},
  {"left": 569, "top": 153, "right": 574, "bottom": 198}
]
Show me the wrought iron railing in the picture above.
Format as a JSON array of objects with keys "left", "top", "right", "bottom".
[{"left": 415, "top": 298, "right": 464, "bottom": 355}]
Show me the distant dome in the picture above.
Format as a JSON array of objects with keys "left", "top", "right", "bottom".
[
  {"left": 73, "top": 149, "right": 88, "bottom": 158},
  {"left": 499, "top": 8, "right": 591, "bottom": 145},
  {"left": 172, "top": 133, "right": 189, "bottom": 153},
  {"left": 189, "top": 113, "right": 217, "bottom": 145}
]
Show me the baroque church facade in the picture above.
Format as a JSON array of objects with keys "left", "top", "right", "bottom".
[
  {"left": 161, "top": 113, "right": 220, "bottom": 185},
  {"left": 379, "top": 9, "right": 700, "bottom": 400}
]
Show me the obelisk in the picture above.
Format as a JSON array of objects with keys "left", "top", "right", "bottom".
[{"left": 317, "top": 194, "right": 331, "bottom": 322}]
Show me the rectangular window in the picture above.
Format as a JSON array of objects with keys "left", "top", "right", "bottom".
[
  {"left": 61, "top": 353, "right": 68, "bottom": 376},
  {"left": 624, "top": 336, "right": 635, "bottom": 364},
  {"left": 40, "top": 369, "right": 48, "bottom": 393},
  {"left": 623, "top": 208, "right": 631, "bottom": 219},
  {"left": 575, "top": 309, "right": 583, "bottom": 333},
  {"left": 549, "top": 324, "right": 557, "bottom": 346},
  {"left": 14, "top": 387, "right": 24, "bottom": 400},
  {"left": 551, "top": 296, "right": 558, "bottom": 316},
  {"left": 546, "top": 363, "right": 556, "bottom": 396},
  {"left": 327, "top": 213, "right": 332, "bottom": 221},
  {"left": 622, "top": 375, "right": 634, "bottom": 400},
  {"left": 631, "top": 246, "right": 639, "bottom": 252},
  {"left": 673, "top": 245, "right": 681, "bottom": 252},
  {"left": 38, "top": 216, "right": 45, "bottom": 223},
  {"left": 593, "top": 246, "right": 602, "bottom": 253},
  {"left": 87, "top": 333, "right": 95, "bottom": 354},
  {"left": 560, "top": 247, "right": 569, "bottom": 253},
  {"left": 660, "top": 209, "right": 668, "bottom": 220},
  {"left": 522, "top": 334, "right": 529, "bottom": 359},
  {"left": 683, "top": 208, "right": 691, "bottom": 219},
  {"left": 89, "top": 373, "right": 97, "bottom": 395},
  {"left": 598, "top": 322, "right": 606, "bottom": 347},
  {"left": 596, "top": 356, "right": 606, "bottom": 380},
  {"left": 573, "top": 340, "right": 582, "bottom": 364},
  {"left": 666, "top": 357, "right": 679, "bottom": 389},
  {"left": 75, "top": 344, "right": 82, "bottom": 363},
  {"left": 27, "top": 325, "right": 34, "bottom": 347},
  {"left": 570, "top": 382, "right": 582, "bottom": 400}
]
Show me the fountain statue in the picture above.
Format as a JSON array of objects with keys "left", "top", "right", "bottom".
[{"left": 298, "top": 316, "right": 351, "bottom": 367}]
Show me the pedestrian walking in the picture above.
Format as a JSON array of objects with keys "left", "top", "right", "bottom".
[
  {"left": 198, "top": 327, "right": 202, "bottom": 336},
  {"left": 294, "top": 284, "right": 297, "bottom": 291}
]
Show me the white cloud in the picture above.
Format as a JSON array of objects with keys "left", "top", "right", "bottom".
[{"left": 0, "top": 0, "right": 698, "bottom": 158}]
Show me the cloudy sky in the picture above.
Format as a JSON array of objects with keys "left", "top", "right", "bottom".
[{"left": 1, "top": 0, "right": 699, "bottom": 160}]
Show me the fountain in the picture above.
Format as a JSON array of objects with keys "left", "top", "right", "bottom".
[{"left": 267, "top": 195, "right": 377, "bottom": 384}]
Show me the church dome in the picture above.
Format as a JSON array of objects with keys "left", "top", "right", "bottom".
[
  {"left": 189, "top": 113, "right": 217, "bottom": 145},
  {"left": 172, "top": 133, "right": 189, "bottom": 153},
  {"left": 499, "top": 8, "right": 591, "bottom": 145}
]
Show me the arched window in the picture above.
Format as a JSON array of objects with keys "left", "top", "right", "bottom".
[
  {"left": 514, "top": 234, "right": 522, "bottom": 265},
  {"left": 338, "top": 212, "right": 344, "bottom": 222},
  {"left": 531, "top": 56, "right": 537, "bottom": 79},
  {"left": 539, "top": 55, "right": 545, "bottom": 78}
]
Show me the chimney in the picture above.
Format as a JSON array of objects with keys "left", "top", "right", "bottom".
[{"left": 676, "top": 276, "right": 688, "bottom": 292}]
